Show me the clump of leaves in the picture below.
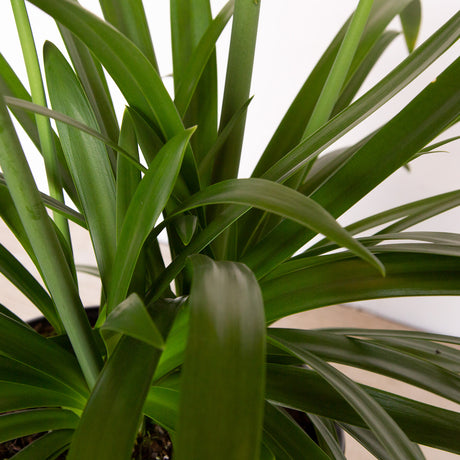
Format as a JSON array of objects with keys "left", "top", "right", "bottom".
[{"left": 0, "top": 0, "right": 459, "bottom": 459}]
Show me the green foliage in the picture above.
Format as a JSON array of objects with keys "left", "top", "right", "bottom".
[{"left": 0, "top": 0, "right": 459, "bottom": 458}]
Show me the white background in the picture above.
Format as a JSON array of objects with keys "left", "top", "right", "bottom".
[{"left": 1, "top": 1, "right": 459, "bottom": 333}]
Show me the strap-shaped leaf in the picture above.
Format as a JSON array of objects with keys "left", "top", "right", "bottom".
[
  {"left": 171, "top": 0, "right": 219, "bottom": 167},
  {"left": 0, "top": 243, "right": 58, "bottom": 327},
  {"left": 107, "top": 128, "right": 194, "bottom": 312},
  {"left": 101, "top": 293, "right": 164, "bottom": 349},
  {"left": 267, "top": 349, "right": 424, "bottom": 460},
  {"left": 4, "top": 97, "right": 145, "bottom": 174},
  {"left": 175, "top": 255, "right": 265, "bottom": 460},
  {"left": 262, "top": 251, "right": 460, "bottom": 322},
  {"left": 58, "top": 22, "right": 119, "bottom": 153},
  {"left": 11, "top": 0, "right": 69, "bottom": 242},
  {"left": 163, "top": 178, "right": 384, "bottom": 275},
  {"left": 29, "top": 0, "right": 200, "bottom": 194},
  {"left": 269, "top": 328, "right": 460, "bottom": 405},
  {"left": 262, "top": 12, "right": 460, "bottom": 183},
  {"left": 0, "top": 312, "right": 87, "bottom": 396},
  {"left": 254, "top": 0, "right": 414, "bottom": 176},
  {"left": 7, "top": 429, "right": 73, "bottom": 460},
  {"left": 346, "top": 190, "right": 460, "bottom": 236},
  {"left": 341, "top": 423, "right": 394, "bottom": 460},
  {"left": 1, "top": 173, "right": 85, "bottom": 227},
  {"left": 266, "top": 364, "right": 460, "bottom": 453},
  {"left": 99, "top": 0, "right": 158, "bottom": 70},
  {"left": 211, "top": 0, "right": 260, "bottom": 183},
  {"left": 0, "top": 409, "right": 78, "bottom": 444},
  {"left": 0, "top": 53, "right": 78, "bottom": 207},
  {"left": 243, "top": 52, "right": 460, "bottom": 278},
  {"left": 302, "top": 0, "right": 375, "bottom": 139},
  {"left": 67, "top": 300, "right": 180, "bottom": 460},
  {"left": 308, "top": 414, "right": 346, "bottom": 460},
  {"left": 45, "top": 42, "right": 116, "bottom": 292},
  {"left": 0, "top": 94, "right": 101, "bottom": 388},
  {"left": 263, "top": 402, "right": 331, "bottom": 460},
  {"left": 0, "top": 381, "right": 84, "bottom": 413},
  {"left": 332, "top": 30, "right": 400, "bottom": 115},
  {"left": 173, "top": 0, "right": 234, "bottom": 117},
  {"left": 400, "top": 0, "right": 422, "bottom": 52}
]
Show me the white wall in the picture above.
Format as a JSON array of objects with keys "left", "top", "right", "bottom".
[{"left": 1, "top": 1, "right": 459, "bottom": 333}]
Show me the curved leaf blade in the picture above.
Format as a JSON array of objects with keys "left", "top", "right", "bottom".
[
  {"left": 8, "top": 429, "right": 73, "bottom": 460},
  {"left": 101, "top": 293, "right": 164, "bottom": 349},
  {"left": 400, "top": 0, "right": 422, "bottom": 52},
  {"left": 67, "top": 301, "right": 179, "bottom": 460},
  {"left": 107, "top": 128, "right": 194, "bottom": 312},
  {"left": 263, "top": 402, "right": 331, "bottom": 460},
  {"left": 0, "top": 409, "right": 78, "bottom": 444},
  {"left": 167, "top": 178, "right": 384, "bottom": 274},
  {"left": 266, "top": 364, "right": 460, "bottom": 453},
  {"left": 29, "top": 0, "right": 200, "bottom": 193},
  {"left": 269, "top": 334, "right": 424, "bottom": 459},
  {"left": 45, "top": 42, "right": 116, "bottom": 291},
  {"left": 175, "top": 255, "right": 266, "bottom": 460},
  {"left": 262, "top": 252, "right": 460, "bottom": 322}
]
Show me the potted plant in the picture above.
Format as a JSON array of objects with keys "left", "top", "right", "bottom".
[{"left": 0, "top": 0, "right": 459, "bottom": 458}]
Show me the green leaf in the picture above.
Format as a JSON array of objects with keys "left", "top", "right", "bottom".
[
  {"left": 308, "top": 414, "right": 346, "bottom": 460},
  {"left": 116, "top": 109, "right": 142, "bottom": 240},
  {"left": 332, "top": 30, "right": 400, "bottom": 116},
  {"left": 58, "top": 22, "right": 119, "bottom": 159},
  {"left": 0, "top": 409, "right": 78, "bottom": 444},
  {"left": 325, "top": 328, "right": 460, "bottom": 346},
  {"left": 269, "top": 328, "right": 460, "bottom": 405},
  {"left": 199, "top": 96, "right": 253, "bottom": 184},
  {"left": 263, "top": 402, "right": 331, "bottom": 460},
  {"left": 0, "top": 243, "right": 58, "bottom": 327},
  {"left": 301, "top": 0, "right": 375, "bottom": 140},
  {"left": 101, "top": 293, "right": 164, "bottom": 349},
  {"left": 29, "top": 0, "right": 200, "bottom": 194},
  {"left": 267, "top": 364, "right": 460, "bottom": 453},
  {"left": 171, "top": 0, "right": 220, "bottom": 167},
  {"left": 269, "top": 334, "right": 424, "bottom": 459},
  {"left": 346, "top": 190, "right": 460, "bottom": 236},
  {"left": 173, "top": 0, "right": 234, "bottom": 118},
  {"left": 45, "top": 42, "right": 117, "bottom": 292},
  {"left": 262, "top": 12, "right": 460, "bottom": 183},
  {"left": 254, "top": 0, "right": 414, "bottom": 176},
  {"left": 175, "top": 255, "right": 265, "bottom": 460},
  {"left": 244, "top": 52, "right": 460, "bottom": 278},
  {"left": 0, "top": 381, "right": 84, "bottom": 413},
  {"left": 107, "top": 128, "right": 194, "bottom": 312},
  {"left": 211, "top": 0, "right": 260, "bottom": 182},
  {"left": 99, "top": 0, "right": 158, "bottom": 71},
  {"left": 4, "top": 96, "right": 145, "bottom": 174},
  {"left": 144, "top": 384, "right": 180, "bottom": 434},
  {"left": 341, "top": 424, "right": 394, "bottom": 460},
  {"left": 164, "top": 178, "right": 384, "bottom": 274},
  {"left": 262, "top": 252, "right": 460, "bottom": 323},
  {"left": 0, "top": 92, "right": 101, "bottom": 388},
  {"left": 175, "top": 215, "right": 198, "bottom": 246},
  {"left": 0, "top": 311, "right": 88, "bottom": 396},
  {"left": 9, "top": 429, "right": 73, "bottom": 460},
  {"left": 11, "top": 0, "right": 70, "bottom": 242},
  {"left": 0, "top": 53, "right": 78, "bottom": 206},
  {"left": 305, "top": 230, "right": 460, "bottom": 258},
  {"left": 67, "top": 302, "right": 179, "bottom": 460},
  {"left": 125, "top": 107, "right": 163, "bottom": 165},
  {"left": 400, "top": 0, "right": 422, "bottom": 52}
]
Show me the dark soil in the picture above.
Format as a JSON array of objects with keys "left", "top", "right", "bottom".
[{"left": 0, "top": 311, "right": 173, "bottom": 459}]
